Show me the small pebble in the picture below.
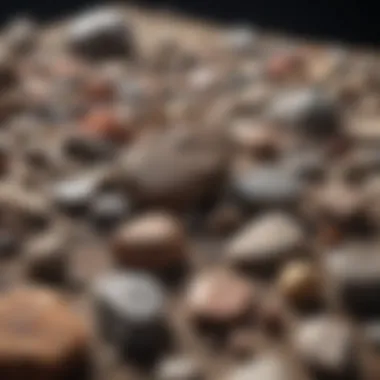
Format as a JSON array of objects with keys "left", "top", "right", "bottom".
[
  {"left": 93, "top": 271, "right": 170, "bottom": 367},
  {"left": 67, "top": 7, "right": 133, "bottom": 59},
  {"left": 267, "top": 88, "right": 340, "bottom": 139},
  {"left": 112, "top": 212, "right": 186, "bottom": 271},
  {"left": 90, "top": 192, "right": 130, "bottom": 229},
  {"left": 231, "top": 166, "right": 303, "bottom": 209},
  {"left": 186, "top": 269, "right": 255, "bottom": 327},
  {"left": 24, "top": 231, "right": 69, "bottom": 285},
  {"left": 226, "top": 212, "right": 305, "bottom": 274},
  {"left": 277, "top": 261, "right": 323, "bottom": 308},
  {"left": 156, "top": 355, "right": 203, "bottom": 380},
  {"left": 292, "top": 316, "right": 357, "bottom": 380},
  {"left": 325, "top": 244, "right": 380, "bottom": 317}
]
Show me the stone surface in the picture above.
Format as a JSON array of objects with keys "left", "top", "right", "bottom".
[
  {"left": 230, "top": 166, "right": 303, "bottom": 209},
  {"left": 120, "top": 128, "right": 229, "bottom": 210},
  {"left": 226, "top": 212, "right": 305, "bottom": 273},
  {"left": 67, "top": 7, "right": 133, "bottom": 59},
  {"left": 267, "top": 88, "right": 340, "bottom": 138},
  {"left": 0, "top": 287, "right": 90, "bottom": 379},
  {"left": 24, "top": 232, "right": 69, "bottom": 285},
  {"left": 186, "top": 269, "right": 255, "bottom": 326},
  {"left": 225, "top": 354, "right": 297, "bottom": 380},
  {"left": 292, "top": 316, "right": 357, "bottom": 379},
  {"left": 277, "top": 261, "right": 323, "bottom": 307},
  {"left": 93, "top": 271, "right": 170, "bottom": 366},
  {"left": 112, "top": 212, "right": 186, "bottom": 271},
  {"left": 325, "top": 244, "right": 380, "bottom": 317},
  {"left": 156, "top": 355, "right": 203, "bottom": 380}
]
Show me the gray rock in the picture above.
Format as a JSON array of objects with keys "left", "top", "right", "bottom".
[
  {"left": 226, "top": 212, "right": 305, "bottom": 273},
  {"left": 52, "top": 174, "right": 100, "bottom": 215},
  {"left": 67, "top": 7, "right": 133, "bottom": 59},
  {"left": 267, "top": 88, "right": 340, "bottom": 138},
  {"left": 325, "top": 244, "right": 380, "bottom": 317},
  {"left": 92, "top": 271, "right": 171, "bottom": 367},
  {"left": 292, "top": 316, "right": 357, "bottom": 380},
  {"left": 231, "top": 166, "right": 303, "bottom": 209},
  {"left": 156, "top": 356, "right": 203, "bottom": 380},
  {"left": 225, "top": 354, "right": 296, "bottom": 380}
]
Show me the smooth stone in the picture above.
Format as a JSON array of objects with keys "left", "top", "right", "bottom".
[
  {"left": 226, "top": 212, "right": 305, "bottom": 273},
  {"left": 67, "top": 7, "right": 133, "bottom": 59},
  {"left": 292, "top": 316, "right": 357, "bottom": 380}
]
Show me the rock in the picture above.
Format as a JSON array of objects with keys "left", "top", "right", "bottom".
[
  {"left": 67, "top": 7, "right": 133, "bottom": 59},
  {"left": 120, "top": 128, "right": 229, "bottom": 210},
  {"left": 24, "top": 231, "right": 69, "bottom": 285},
  {"left": 267, "top": 88, "right": 340, "bottom": 139},
  {"left": 0, "top": 230, "right": 18, "bottom": 259},
  {"left": 283, "top": 150, "right": 325, "bottom": 183},
  {"left": 92, "top": 271, "right": 170, "bottom": 367},
  {"left": 306, "top": 182, "right": 369, "bottom": 237},
  {"left": 90, "top": 192, "right": 130, "bottom": 230},
  {"left": 325, "top": 244, "right": 380, "bottom": 317},
  {"left": 363, "top": 323, "right": 380, "bottom": 351},
  {"left": 63, "top": 133, "right": 114, "bottom": 162},
  {"left": 259, "top": 294, "right": 287, "bottom": 335},
  {"left": 112, "top": 212, "right": 186, "bottom": 271},
  {"left": 223, "top": 25, "right": 259, "bottom": 55},
  {"left": 156, "top": 356, "right": 203, "bottom": 380},
  {"left": 0, "top": 287, "right": 90, "bottom": 379},
  {"left": 225, "top": 354, "right": 297, "bottom": 380},
  {"left": 230, "top": 166, "right": 303, "bottom": 209},
  {"left": 226, "top": 212, "right": 305, "bottom": 273},
  {"left": 0, "top": 187, "right": 51, "bottom": 234},
  {"left": 4, "top": 17, "right": 37, "bottom": 55},
  {"left": 0, "top": 51, "right": 17, "bottom": 90},
  {"left": 52, "top": 174, "right": 100, "bottom": 215},
  {"left": 81, "top": 106, "right": 134, "bottom": 143},
  {"left": 292, "top": 316, "right": 357, "bottom": 380},
  {"left": 186, "top": 269, "right": 255, "bottom": 326},
  {"left": 277, "top": 261, "right": 323, "bottom": 308}
]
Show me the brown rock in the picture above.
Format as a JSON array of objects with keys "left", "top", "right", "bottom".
[
  {"left": 120, "top": 128, "right": 229, "bottom": 210},
  {"left": 186, "top": 269, "right": 255, "bottom": 326},
  {"left": 24, "top": 232, "right": 69, "bottom": 285},
  {"left": 112, "top": 212, "right": 187, "bottom": 271},
  {"left": 277, "top": 261, "right": 323, "bottom": 307},
  {"left": 0, "top": 287, "right": 90, "bottom": 379}
]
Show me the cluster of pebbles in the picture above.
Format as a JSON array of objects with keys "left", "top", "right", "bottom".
[{"left": 1, "top": 5, "right": 380, "bottom": 380}]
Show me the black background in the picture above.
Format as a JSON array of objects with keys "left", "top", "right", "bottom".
[{"left": 0, "top": 0, "right": 378, "bottom": 45}]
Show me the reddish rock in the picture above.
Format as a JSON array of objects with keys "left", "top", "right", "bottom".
[
  {"left": 112, "top": 212, "right": 187, "bottom": 271},
  {"left": 0, "top": 287, "right": 90, "bottom": 379},
  {"left": 186, "top": 269, "right": 256, "bottom": 326}
]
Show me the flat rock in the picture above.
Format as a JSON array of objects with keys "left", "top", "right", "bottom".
[
  {"left": 226, "top": 212, "right": 305, "bottom": 273},
  {"left": 112, "top": 212, "right": 187, "bottom": 271},
  {"left": 267, "top": 88, "right": 340, "bottom": 139},
  {"left": 225, "top": 353, "right": 298, "bottom": 380},
  {"left": 230, "top": 166, "right": 303, "bottom": 209},
  {"left": 67, "top": 7, "right": 133, "bottom": 59},
  {"left": 325, "top": 244, "right": 380, "bottom": 317},
  {"left": 120, "top": 128, "right": 229, "bottom": 210},
  {"left": 0, "top": 287, "right": 90, "bottom": 378},
  {"left": 292, "top": 316, "right": 357, "bottom": 380},
  {"left": 186, "top": 269, "right": 256, "bottom": 326}
]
